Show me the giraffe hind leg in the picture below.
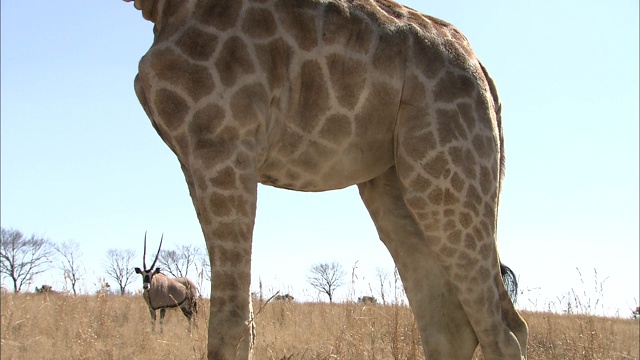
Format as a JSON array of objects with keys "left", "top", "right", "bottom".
[
  {"left": 393, "top": 106, "right": 527, "bottom": 359},
  {"left": 358, "top": 167, "right": 479, "bottom": 359}
]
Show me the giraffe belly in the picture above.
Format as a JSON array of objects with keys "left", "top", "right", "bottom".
[{"left": 258, "top": 137, "right": 394, "bottom": 192}]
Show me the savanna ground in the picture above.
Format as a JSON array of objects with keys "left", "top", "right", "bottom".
[{"left": 1, "top": 292, "right": 638, "bottom": 360}]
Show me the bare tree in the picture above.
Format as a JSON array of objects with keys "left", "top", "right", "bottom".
[
  {"left": 0, "top": 227, "right": 55, "bottom": 293},
  {"left": 199, "top": 251, "right": 211, "bottom": 282},
  {"left": 376, "top": 267, "right": 390, "bottom": 305},
  {"left": 104, "top": 248, "right": 136, "bottom": 295},
  {"left": 307, "top": 262, "right": 345, "bottom": 303},
  {"left": 54, "top": 239, "right": 84, "bottom": 296},
  {"left": 158, "top": 244, "right": 201, "bottom": 278},
  {"left": 95, "top": 276, "right": 112, "bottom": 296},
  {"left": 194, "top": 248, "right": 211, "bottom": 295}
]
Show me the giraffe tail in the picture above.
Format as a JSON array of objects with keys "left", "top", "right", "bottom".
[{"left": 500, "top": 262, "right": 519, "bottom": 304}]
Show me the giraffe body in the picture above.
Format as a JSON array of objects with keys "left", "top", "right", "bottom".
[{"left": 126, "top": 0, "right": 528, "bottom": 358}]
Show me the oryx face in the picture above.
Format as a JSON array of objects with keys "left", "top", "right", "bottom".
[
  {"left": 136, "top": 232, "right": 163, "bottom": 291},
  {"left": 135, "top": 267, "right": 160, "bottom": 290}
]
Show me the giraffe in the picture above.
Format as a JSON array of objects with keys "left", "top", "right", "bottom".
[{"left": 123, "top": 0, "right": 529, "bottom": 359}]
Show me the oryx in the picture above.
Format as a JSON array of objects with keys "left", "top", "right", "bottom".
[{"left": 135, "top": 233, "right": 198, "bottom": 333}]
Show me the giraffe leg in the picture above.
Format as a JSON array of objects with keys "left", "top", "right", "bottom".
[
  {"left": 180, "top": 161, "right": 257, "bottom": 360},
  {"left": 497, "top": 266, "right": 528, "bottom": 358},
  {"left": 358, "top": 167, "right": 479, "bottom": 359},
  {"left": 393, "top": 118, "right": 527, "bottom": 358},
  {"left": 205, "top": 235, "right": 255, "bottom": 360}
]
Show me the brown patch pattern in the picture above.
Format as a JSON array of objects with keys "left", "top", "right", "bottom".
[
  {"left": 322, "top": 4, "right": 373, "bottom": 55},
  {"left": 434, "top": 71, "right": 476, "bottom": 103},
  {"left": 354, "top": 82, "right": 398, "bottom": 138},
  {"left": 176, "top": 26, "right": 219, "bottom": 62},
  {"left": 255, "top": 39, "right": 293, "bottom": 90},
  {"left": 318, "top": 114, "right": 353, "bottom": 146},
  {"left": 295, "top": 60, "right": 330, "bottom": 132},
  {"left": 195, "top": 0, "right": 243, "bottom": 31},
  {"left": 326, "top": 54, "right": 367, "bottom": 110},
  {"left": 230, "top": 84, "right": 268, "bottom": 129},
  {"left": 149, "top": 48, "right": 214, "bottom": 101},
  {"left": 410, "top": 35, "right": 446, "bottom": 79},
  {"left": 242, "top": 8, "right": 278, "bottom": 39},
  {"left": 215, "top": 36, "right": 256, "bottom": 87},
  {"left": 153, "top": 89, "right": 188, "bottom": 131},
  {"left": 448, "top": 146, "right": 477, "bottom": 181},
  {"left": 372, "top": 30, "right": 407, "bottom": 74},
  {"left": 274, "top": 0, "right": 319, "bottom": 51},
  {"left": 189, "top": 103, "right": 226, "bottom": 137},
  {"left": 192, "top": 127, "right": 240, "bottom": 169}
]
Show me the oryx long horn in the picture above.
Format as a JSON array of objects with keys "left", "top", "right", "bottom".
[
  {"left": 143, "top": 231, "right": 148, "bottom": 270},
  {"left": 149, "top": 234, "right": 163, "bottom": 270}
]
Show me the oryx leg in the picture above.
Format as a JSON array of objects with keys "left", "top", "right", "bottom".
[
  {"left": 181, "top": 302, "right": 195, "bottom": 333},
  {"left": 192, "top": 299, "right": 198, "bottom": 331},
  {"left": 148, "top": 308, "right": 157, "bottom": 332},
  {"left": 180, "top": 304, "right": 194, "bottom": 319},
  {"left": 159, "top": 308, "right": 166, "bottom": 334}
]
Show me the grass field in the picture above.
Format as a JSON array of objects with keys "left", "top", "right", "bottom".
[{"left": 1, "top": 293, "right": 638, "bottom": 359}]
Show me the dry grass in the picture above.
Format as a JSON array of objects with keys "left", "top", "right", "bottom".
[
  {"left": 1, "top": 293, "right": 638, "bottom": 359},
  {"left": 522, "top": 311, "right": 639, "bottom": 360}
]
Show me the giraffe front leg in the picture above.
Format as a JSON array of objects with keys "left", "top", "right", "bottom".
[
  {"left": 204, "top": 190, "right": 256, "bottom": 360},
  {"left": 180, "top": 154, "right": 258, "bottom": 360},
  {"left": 135, "top": 48, "right": 262, "bottom": 358}
]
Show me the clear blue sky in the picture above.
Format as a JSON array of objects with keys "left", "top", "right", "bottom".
[{"left": 1, "top": 1, "right": 638, "bottom": 316}]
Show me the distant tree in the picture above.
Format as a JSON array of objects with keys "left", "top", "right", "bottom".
[
  {"left": 0, "top": 227, "right": 55, "bottom": 293},
  {"left": 54, "top": 239, "right": 84, "bottom": 296},
  {"left": 158, "top": 244, "right": 201, "bottom": 278},
  {"left": 95, "top": 276, "right": 112, "bottom": 296},
  {"left": 104, "top": 248, "right": 136, "bottom": 295},
  {"left": 376, "top": 267, "right": 390, "bottom": 305},
  {"left": 199, "top": 251, "right": 211, "bottom": 282},
  {"left": 194, "top": 248, "right": 211, "bottom": 295},
  {"left": 307, "top": 262, "right": 345, "bottom": 303}
]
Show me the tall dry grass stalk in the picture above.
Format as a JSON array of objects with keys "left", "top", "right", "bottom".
[{"left": 1, "top": 293, "right": 638, "bottom": 359}]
